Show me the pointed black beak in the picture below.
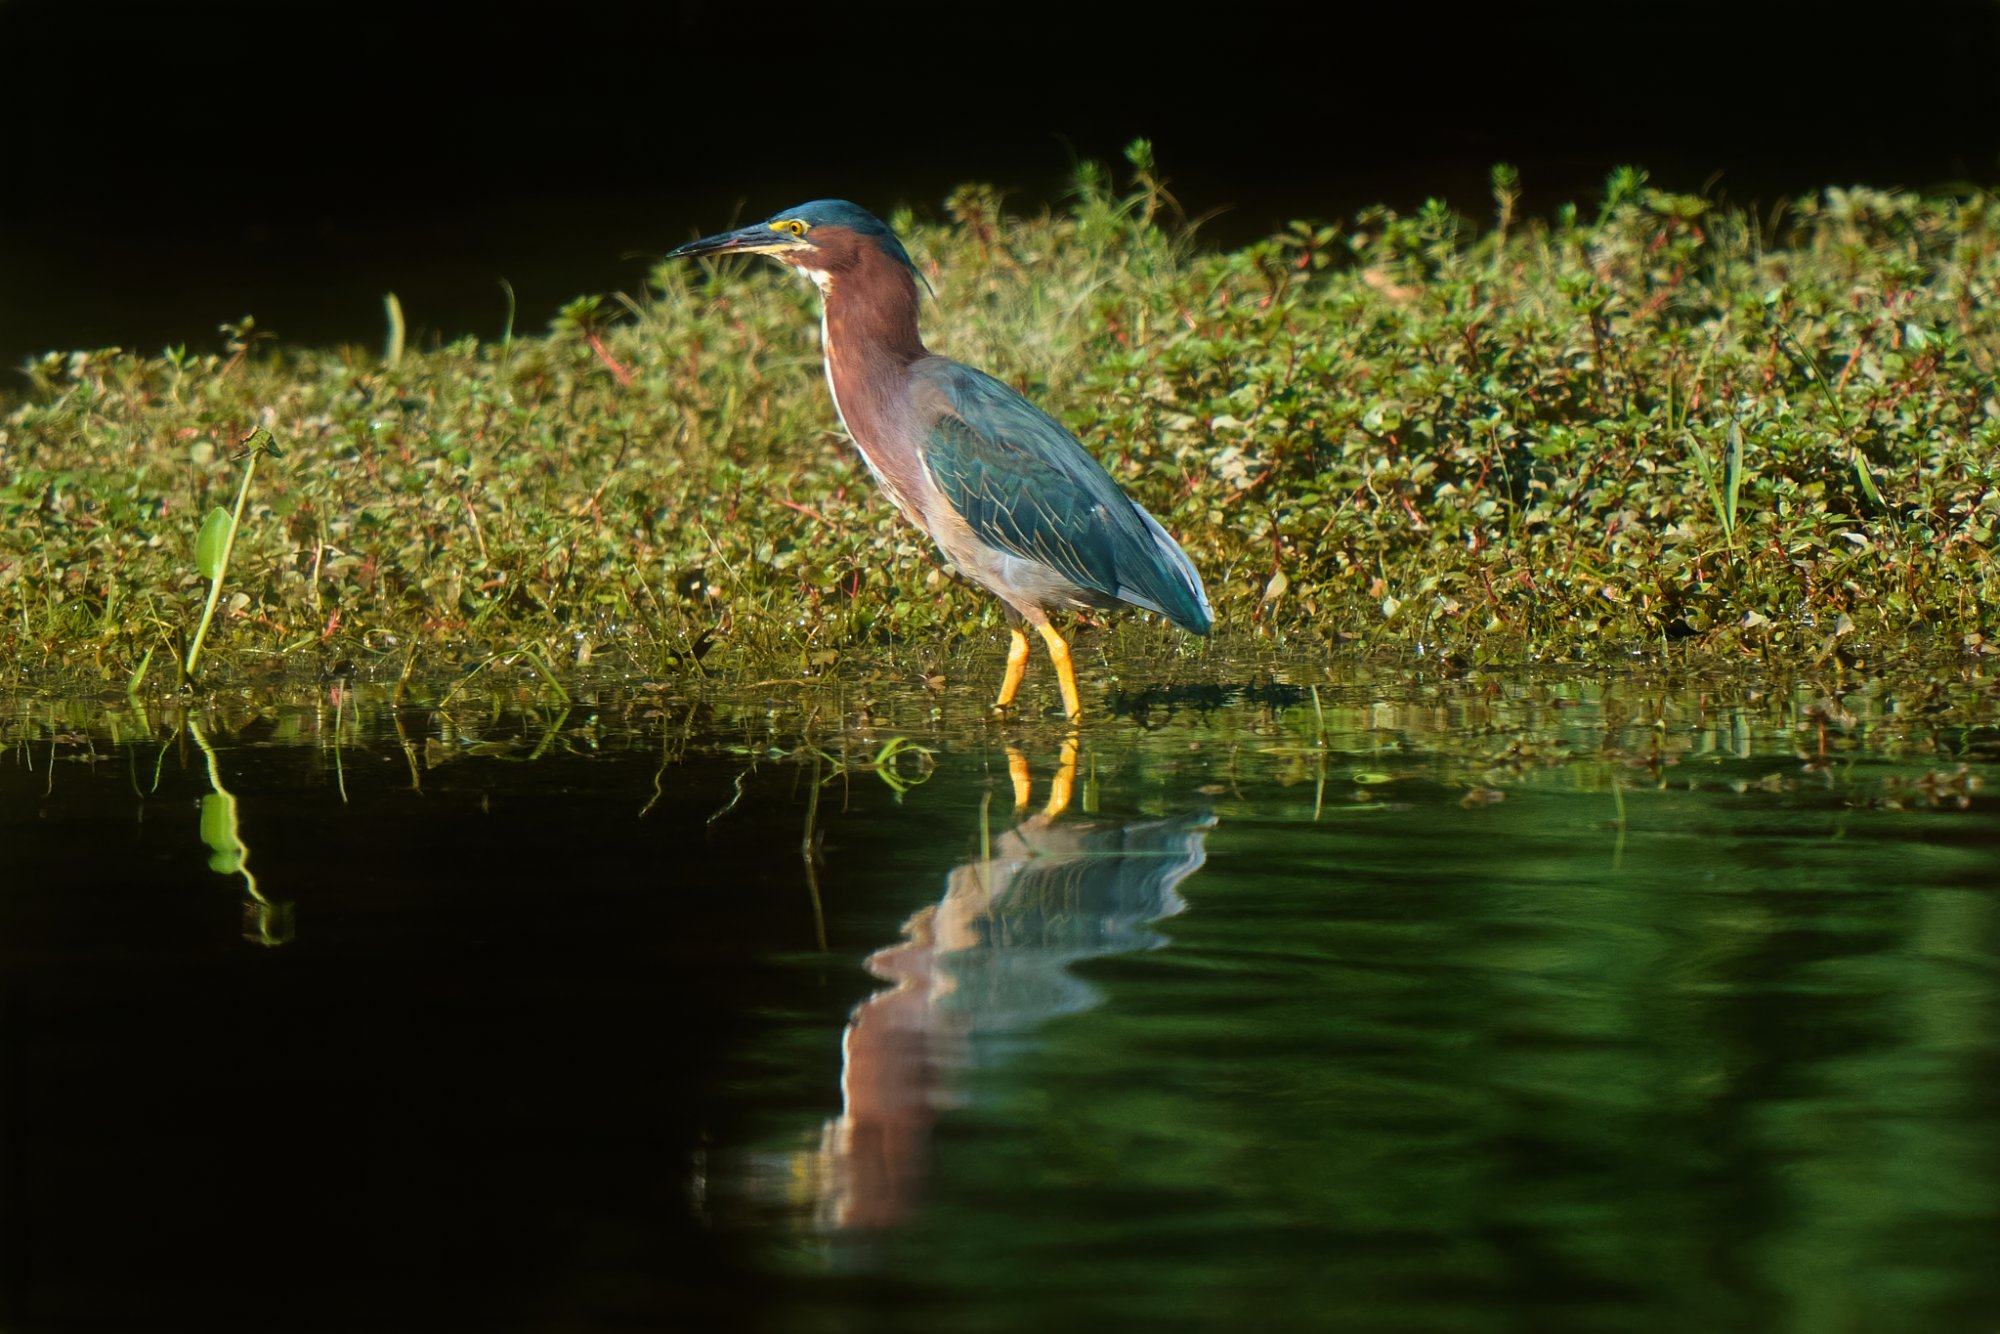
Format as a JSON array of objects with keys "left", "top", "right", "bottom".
[{"left": 667, "top": 221, "right": 811, "bottom": 261}]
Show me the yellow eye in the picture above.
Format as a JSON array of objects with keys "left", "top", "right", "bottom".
[{"left": 774, "top": 218, "right": 808, "bottom": 237}]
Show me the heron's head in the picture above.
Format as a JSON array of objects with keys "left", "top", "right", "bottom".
[{"left": 668, "top": 200, "right": 920, "bottom": 287}]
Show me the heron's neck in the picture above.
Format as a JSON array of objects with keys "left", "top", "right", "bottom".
[
  {"left": 812, "top": 255, "right": 926, "bottom": 446},
  {"left": 815, "top": 257, "right": 926, "bottom": 370}
]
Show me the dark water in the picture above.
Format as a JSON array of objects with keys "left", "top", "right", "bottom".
[{"left": 3, "top": 670, "right": 1997, "bottom": 1332}]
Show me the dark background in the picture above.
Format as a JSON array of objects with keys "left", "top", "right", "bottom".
[{"left": 3, "top": 0, "right": 1998, "bottom": 373}]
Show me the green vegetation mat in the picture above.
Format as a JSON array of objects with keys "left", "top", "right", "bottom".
[{"left": 5, "top": 151, "right": 1997, "bottom": 692}]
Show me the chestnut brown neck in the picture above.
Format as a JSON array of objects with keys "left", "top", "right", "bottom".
[
  {"left": 813, "top": 242, "right": 929, "bottom": 484},
  {"left": 818, "top": 242, "right": 927, "bottom": 369}
]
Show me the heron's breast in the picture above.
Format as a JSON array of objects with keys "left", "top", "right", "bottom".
[{"left": 816, "top": 339, "right": 916, "bottom": 494}]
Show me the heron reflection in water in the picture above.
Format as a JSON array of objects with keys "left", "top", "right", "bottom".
[{"left": 799, "top": 739, "right": 1214, "bottom": 1229}]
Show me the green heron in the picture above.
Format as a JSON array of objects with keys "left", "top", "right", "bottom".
[{"left": 669, "top": 200, "right": 1211, "bottom": 721}]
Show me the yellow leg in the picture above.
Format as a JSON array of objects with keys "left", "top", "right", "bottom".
[
  {"left": 1035, "top": 622, "right": 1083, "bottom": 722},
  {"left": 993, "top": 626, "right": 1031, "bottom": 712}
]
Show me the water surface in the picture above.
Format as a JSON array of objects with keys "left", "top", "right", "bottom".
[{"left": 2, "top": 669, "right": 1995, "bottom": 1332}]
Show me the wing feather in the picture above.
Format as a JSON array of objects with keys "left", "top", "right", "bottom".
[{"left": 913, "top": 359, "right": 1210, "bottom": 633}]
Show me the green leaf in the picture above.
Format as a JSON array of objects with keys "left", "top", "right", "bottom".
[
  {"left": 195, "top": 507, "right": 231, "bottom": 579},
  {"left": 1725, "top": 421, "right": 1744, "bottom": 535},
  {"left": 1850, "top": 447, "right": 1887, "bottom": 511},
  {"left": 1362, "top": 403, "right": 1403, "bottom": 434}
]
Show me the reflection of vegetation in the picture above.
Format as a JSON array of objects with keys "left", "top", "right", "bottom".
[
  {"left": 724, "top": 725, "right": 939, "bottom": 953},
  {"left": 1, "top": 661, "right": 1990, "bottom": 976},
  {"left": 435, "top": 645, "right": 571, "bottom": 709},
  {"left": 188, "top": 716, "right": 293, "bottom": 946},
  {"left": 863, "top": 736, "right": 938, "bottom": 799},
  {"left": 3, "top": 666, "right": 1996, "bottom": 827}
]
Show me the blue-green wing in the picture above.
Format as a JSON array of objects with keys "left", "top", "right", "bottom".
[{"left": 914, "top": 359, "right": 1211, "bottom": 633}]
